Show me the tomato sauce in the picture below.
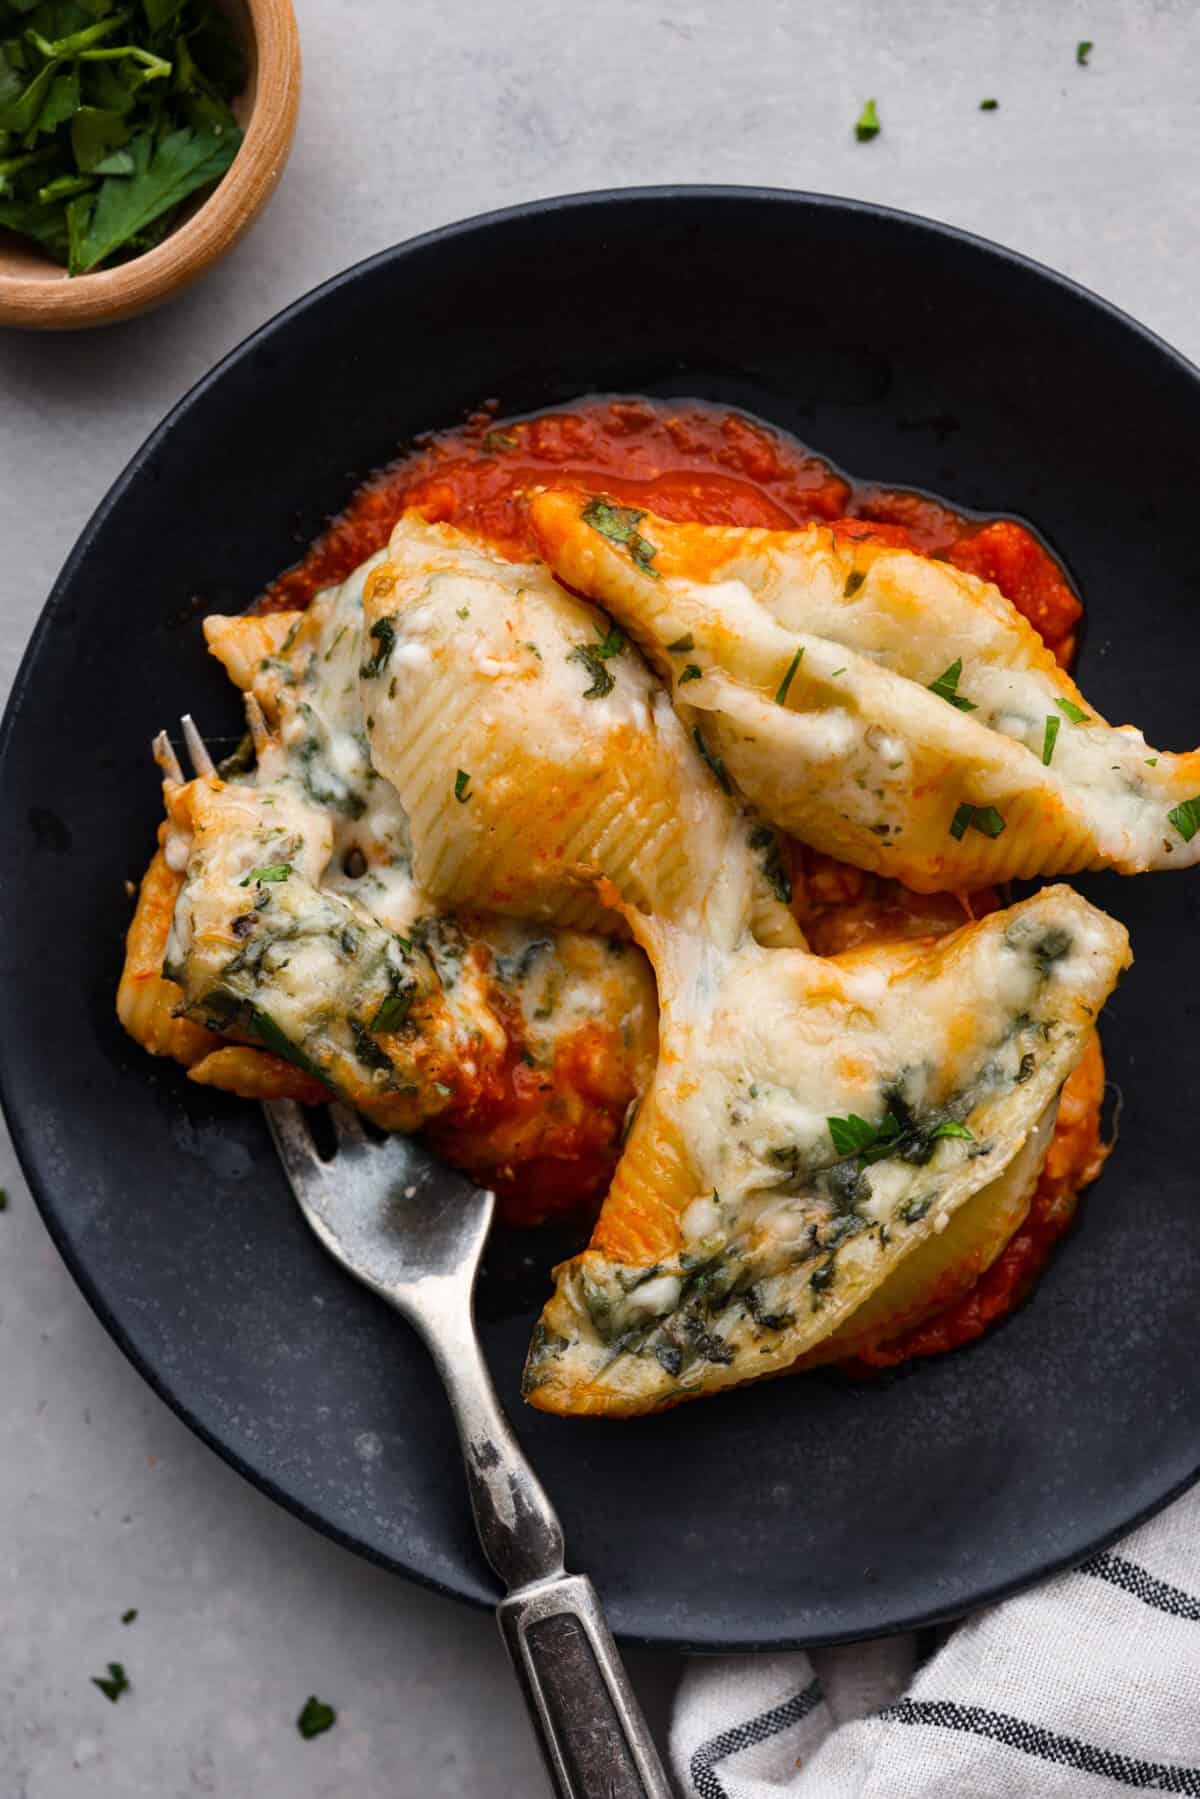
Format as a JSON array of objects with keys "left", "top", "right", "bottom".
[
  {"left": 260, "top": 396, "right": 1081, "bottom": 663},
  {"left": 257, "top": 395, "right": 1098, "bottom": 1365}
]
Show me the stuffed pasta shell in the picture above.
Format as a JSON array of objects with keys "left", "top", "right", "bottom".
[
  {"left": 359, "top": 515, "right": 802, "bottom": 949},
  {"left": 531, "top": 490, "right": 1200, "bottom": 892},
  {"left": 522, "top": 884, "right": 1129, "bottom": 1416}
]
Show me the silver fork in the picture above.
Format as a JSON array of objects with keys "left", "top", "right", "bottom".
[{"left": 172, "top": 717, "right": 673, "bottom": 1799}]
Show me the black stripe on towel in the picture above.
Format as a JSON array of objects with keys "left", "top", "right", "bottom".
[
  {"left": 880, "top": 1698, "right": 1200, "bottom": 1794},
  {"left": 1080, "top": 1551, "right": 1200, "bottom": 1623},
  {"left": 689, "top": 1678, "right": 825, "bottom": 1799}
]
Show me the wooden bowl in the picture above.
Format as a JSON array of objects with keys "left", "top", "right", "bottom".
[{"left": 0, "top": 0, "right": 300, "bottom": 330}]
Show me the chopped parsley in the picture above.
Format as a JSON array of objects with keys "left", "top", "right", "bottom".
[
  {"left": 775, "top": 647, "right": 804, "bottom": 706},
  {"left": 1042, "top": 714, "right": 1061, "bottom": 765},
  {"left": 567, "top": 615, "right": 625, "bottom": 698},
  {"left": 1146, "top": 757, "right": 1159, "bottom": 767},
  {"left": 929, "top": 1121, "right": 974, "bottom": 1143},
  {"left": 580, "top": 497, "right": 659, "bottom": 577},
  {"left": 239, "top": 863, "right": 291, "bottom": 886},
  {"left": 360, "top": 615, "right": 397, "bottom": 678},
  {"left": 482, "top": 430, "right": 517, "bottom": 452},
  {"left": 844, "top": 570, "right": 866, "bottom": 597},
  {"left": 949, "top": 802, "right": 1006, "bottom": 840},
  {"left": 454, "top": 769, "right": 472, "bottom": 803},
  {"left": 830, "top": 667, "right": 847, "bottom": 678},
  {"left": 692, "top": 725, "right": 732, "bottom": 794},
  {"left": 1055, "top": 696, "right": 1090, "bottom": 724},
  {"left": 371, "top": 984, "right": 414, "bottom": 1034},
  {"left": 297, "top": 1695, "right": 337, "bottom": 1740},
  {"left": 678, "top": 663, "right": 703, "bottom": 684},
  {"left": 92, "top": 1662, "right": 129, "bottom": 1704},
  {"left": 828, "top": 1111, "right": 901, "bottom": 1162},
  {"left": 855, "top": 98, "right": 881, "bottom": 141},
  {"left": 665, "top": 633, "right": 695, "bottom": 653},
  {"left": 928, "top": 658, "right": 977, "bottom": 711},
  {"left": 980, "top": 97, "right": 999, "bottom": 110},
  {"left": 121, "top": 1609, "right": 138, "bottom": 1625},
  {"left": 1167, "top": 795, "right": 1200, "bottom": 843},
  {"left": 1076, "top": 39, "right": 1093, "bottom": 65}
]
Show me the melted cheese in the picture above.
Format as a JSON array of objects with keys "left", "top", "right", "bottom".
[
  {"left": 360, "top": 515, "right": 803, "bottom": 949},
  {"left": 530, "top": 491, "right": 1200, "bottom": 892},
  {"left": 523, "top": 885, "right": 1129, "bottom": 1416}
]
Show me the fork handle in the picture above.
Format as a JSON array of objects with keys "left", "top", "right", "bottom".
[{"left": 498, "top": 1573, "right": 674, "bottom": 1799}]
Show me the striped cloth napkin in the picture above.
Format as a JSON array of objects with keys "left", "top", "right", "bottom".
[{"left": 671, "top": 1484, "right": 1200, "bottom": 1797}]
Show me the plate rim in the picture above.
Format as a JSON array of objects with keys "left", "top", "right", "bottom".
[{"left": 4, "top": 183, "right": 1200, "bottom": 1651}]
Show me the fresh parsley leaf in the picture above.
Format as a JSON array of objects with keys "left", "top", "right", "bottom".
[
  {"left": 854, "top": 98, "right": 880, "bottom": 141},
  {"left": 665, "top": 633, "right": 694, "bottom": 653},
  {"left": 1167, "top": 795, "right": 1200, "bottom": 843},
  {"left": 692, "top": 724, "right": 732, "bottom": 794},
  {"left": 928, "top": 658, "right": 977, "bottom": 711},
  {"left": 979, "top": 97, "right": 999, "bottom": 110},
  {"left": 92, "top": 1662, "right": 129, "bottom": 1704},
  {"left": 67, "top": 119, "right": 240, "bottom": 273},
  {"left": 775, "top": 646, "right": 803, "bottom": 705},
  {"left": 580, "top": 497, "right": 659, "bottom": 577},
  {"left": 239, "top": 863, "right": 291, "bottom": 886},
  {"left": 1055, "top": 696, "right": 1090, "bottom": 724},
  {"left": 297, "top": 1695, "right": 336, "bottom": 1740},
  {"left": 678, "top": 663, "right": 702, "bottom": 684},
  {"left": 828, "top": 1111, "right": 902, "bottom": 1163},
  {"left": 454, "top": 769, "right": 472, "bottom": 803},
  {"left": 1076, "top": 39, "right": 1093, "bottom": 65},
  {"left": 928, "top": 1121, "right": 974, "bottom": 1143},
  {"left": 1042, "top": 714, "right": 1060, "bottom": 765},
  {"left": 949, "top": 802, "right": 1006, "bottom": 840}
]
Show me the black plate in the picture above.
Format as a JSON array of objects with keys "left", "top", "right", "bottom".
[{"left": 4, "top": 188, "right": 1200, "bottom": 1651}]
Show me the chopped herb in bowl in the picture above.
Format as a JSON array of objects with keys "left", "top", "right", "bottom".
[{"left": 0, "top": 0, "right": 244, "bottom": 275}]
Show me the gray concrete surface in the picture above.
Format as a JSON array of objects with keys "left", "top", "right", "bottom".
[{"left": 2, "top": 1, "right": 1198, "bottom": 1793}]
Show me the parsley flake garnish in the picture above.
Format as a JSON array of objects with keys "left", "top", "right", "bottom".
[
  {"left": 828, "top": 1111, "right": 901, "bottom": 1162},
  {"left": 580, "top": 497, "right": 659, "bottom": 577},
  {"left": 830, "top": 667, "right": 847, "bottom": 678},
  {"left": 360, "top": 614, "right": 397, "bottom": 678},
  {"left": 239, "top": 863, "right": 292, "bottom": 886},
  {"left": 454, "top": 769, "right": 472, "bottom": 803},
  {"left": 1076, "top": 39, "right": 1093, "bottom": 65},
  {"left": 950, "top": 802, "right": 1007, "bottom": 840},
  {"left": 678, "top": 663, "right": 703, "bottom": 684},
  {"left": 121, "top": 1609, "right": 138, "bottom": 1625},
  {"left": 297, "top": 1695, "right": 337, "bottom": 1740},
  {"left": 567, "top": 615, "right": 625, "bottom": 698},
  {"left": 929, "top": 1121, "right": 974, "bottom": 1143},
  {"left": 1042, "top": 714, "right": 1061, "bottom": 765},
  {"left": 482, "top": 430, "right": 517, "bottom": 453},
  {"left": 1167, "top": 795, "right": 1200, "bottom": 843},
  {"left": 1055, "top": 696, "right": 1090, "bottom": 724},
  {"left": 775, "top": 647, "right": 804, "bottom": 706},
  {"left": 692, "top": 725, "right": 732, "bottom": 794},
  {"left": 1146, "top": 756, "right": 1159, "bottom": 766},
  {"left": 665, "top": 633, "right": 695, "bottom": 653},
  {"left": 92, "top": 1662, "right": 129, "bottom": 1704},
  {"left": 928, "top": 658, "right": 977, "bottom": 711},
  {"left": 855, "top": 98, "right": 881, "bottom": 141},
  {"left": 980, "top": 97, "right": 999, "bottom": 110}
]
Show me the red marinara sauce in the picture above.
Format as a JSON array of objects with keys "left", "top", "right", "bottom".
[
  {"left": 260, "top": 396, "right": 1082, "bottom": 664},
  {"left": 257, "top": 396, "right": 1098, "bottom": 1362}
]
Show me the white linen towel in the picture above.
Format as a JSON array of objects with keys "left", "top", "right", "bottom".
[{"left": 671, "top": 1484, "right": 1200, "bottom": 1796}]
